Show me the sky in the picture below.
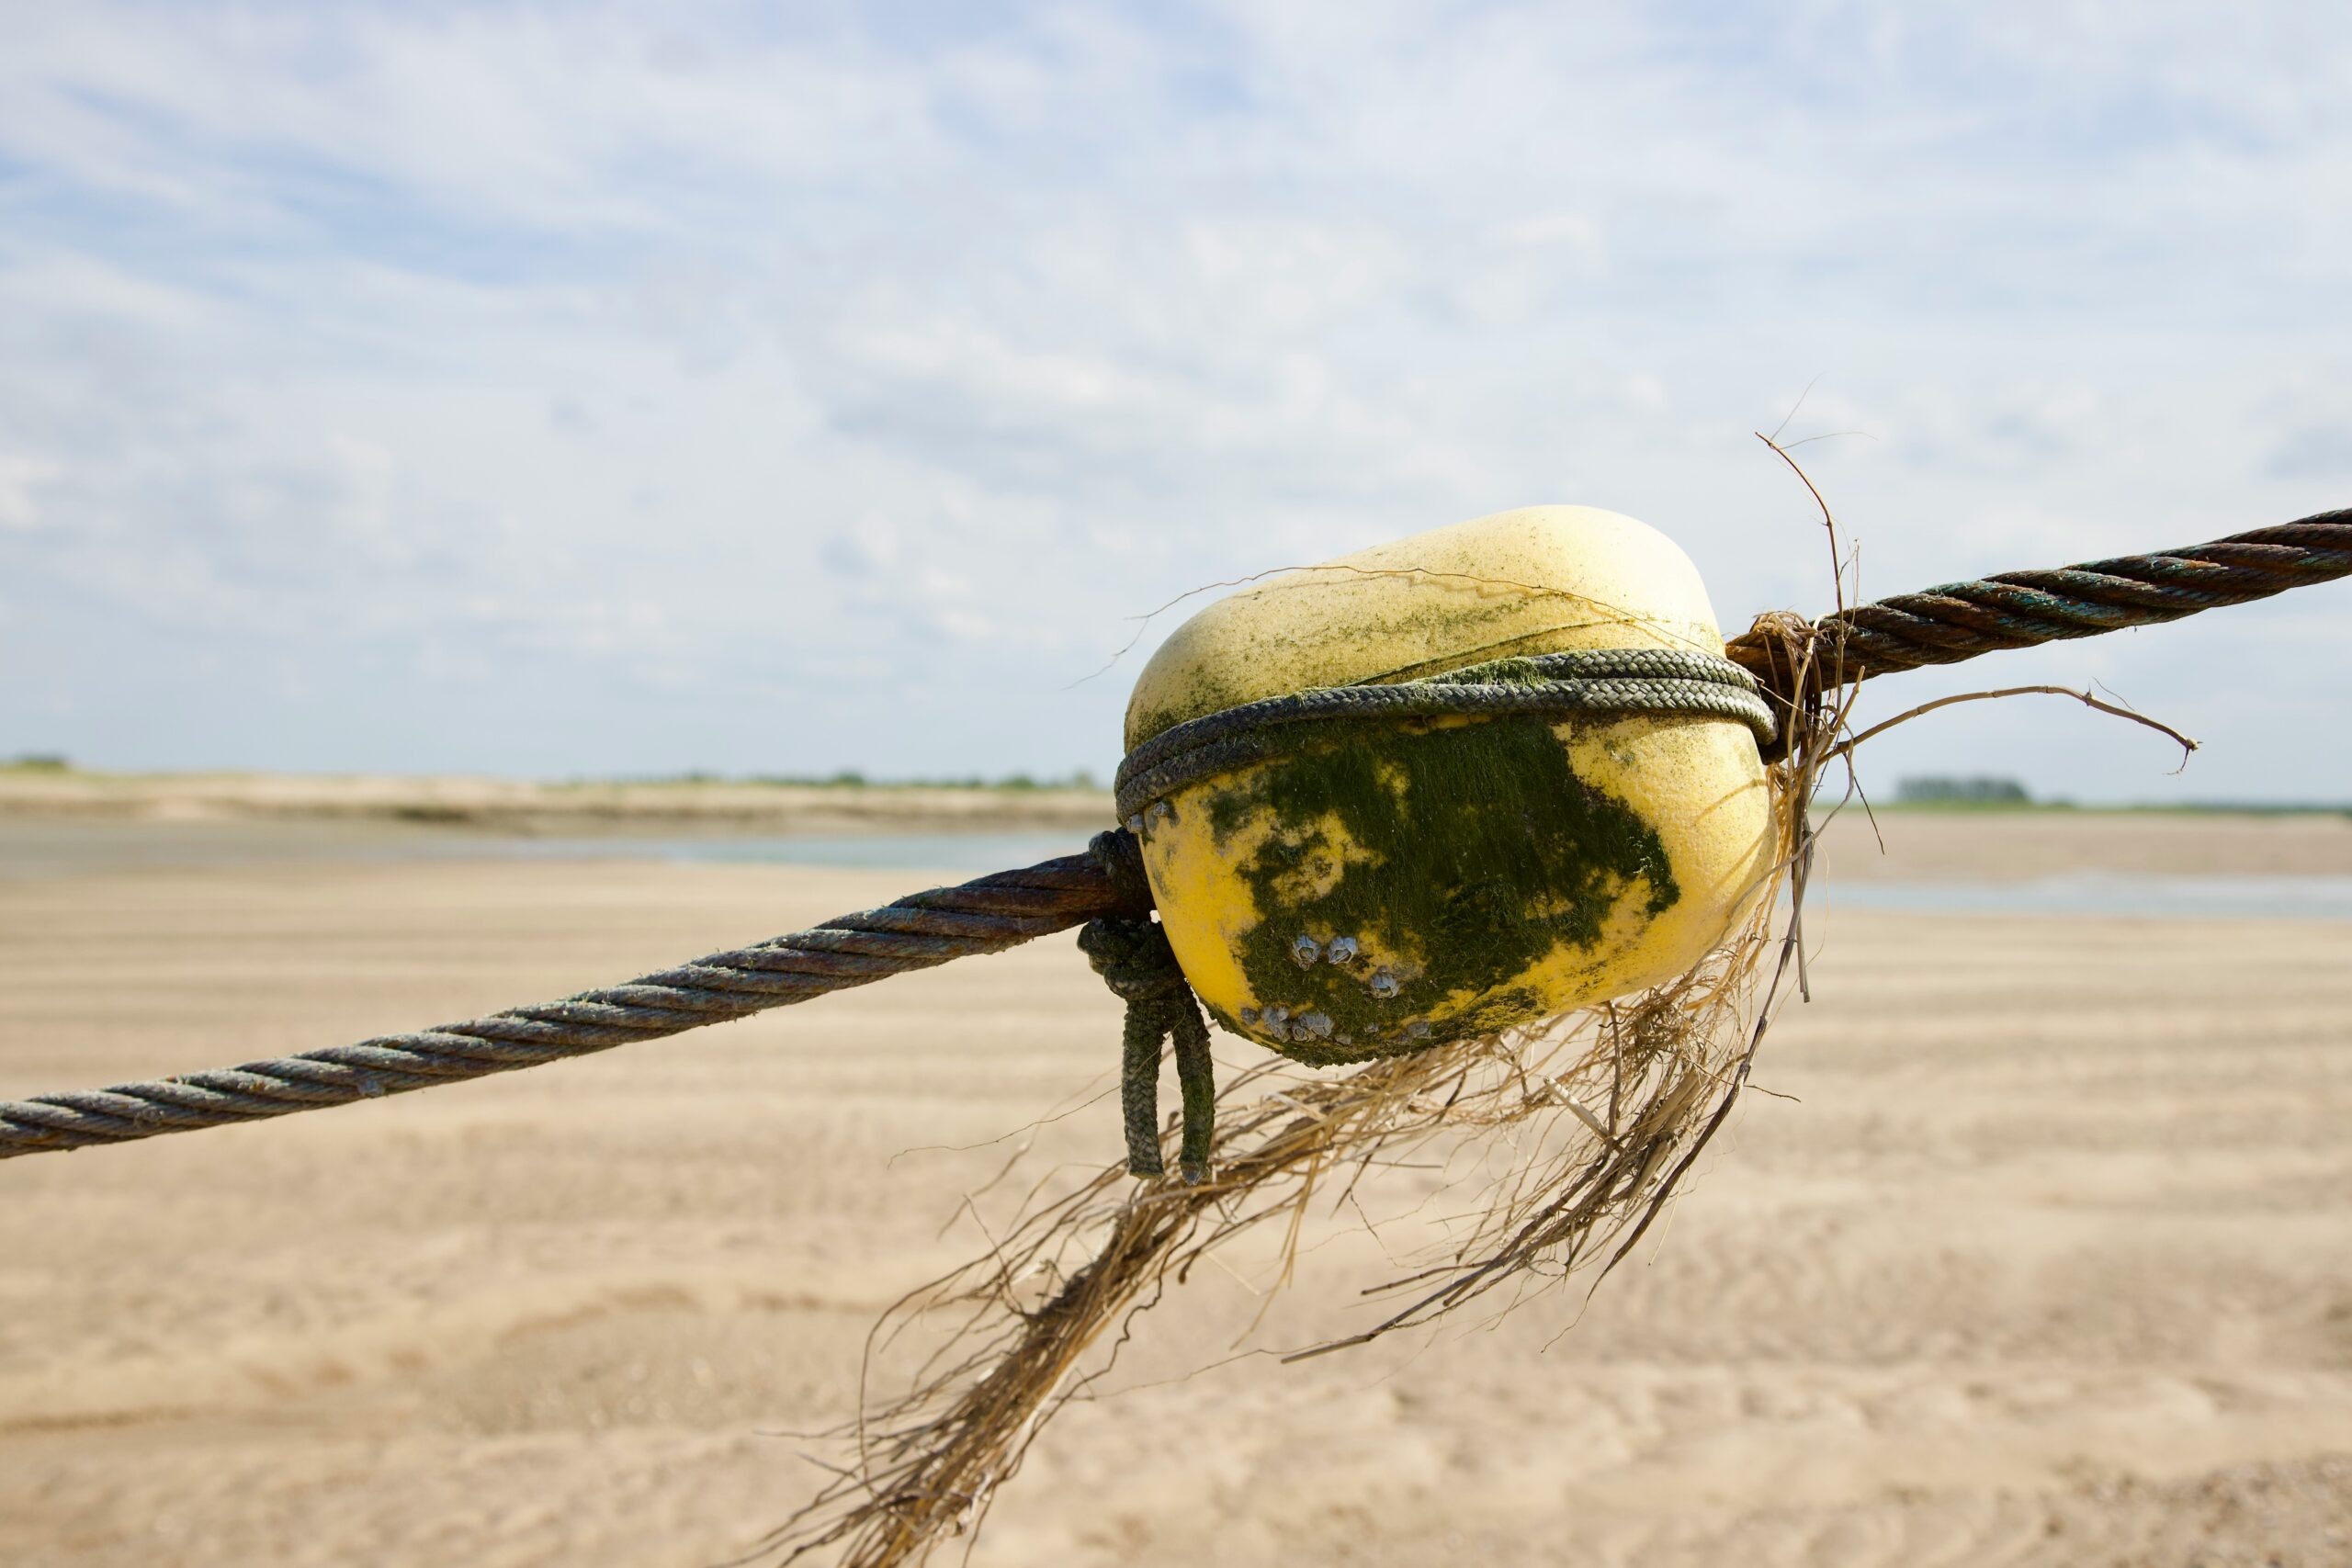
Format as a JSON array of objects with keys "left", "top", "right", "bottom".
[{"left": 2, "top": 1, "right": 2348, "bottom": 800}]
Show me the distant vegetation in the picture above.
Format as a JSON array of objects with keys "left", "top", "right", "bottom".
[
  {"left": 1826, "top": 775, "right": 2352, "bottom": 818},
  {"left": 1894, "top": 775, "right": 2034, "bottom": 806},
  {"left": 0, "top": 756, "right": 1106, "bottom": 792},
  {"left": 603, "top": 768, "right": 1106, "bottom": 793}
]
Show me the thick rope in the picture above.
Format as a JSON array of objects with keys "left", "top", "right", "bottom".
[
  {"left": 0, "top": 834, "right": 1152, "bottom": 1162},
  {"left": 1078, "top": 917, "right": 1216, "bottom": 1181},
  {"left": 1114, "top": 648, "right": 1773, "bottom": 822},
  {"left": 1725, "top": 506, "right": 2352, "bottom": 698}
]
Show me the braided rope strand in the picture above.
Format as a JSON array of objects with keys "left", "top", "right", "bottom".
[
  {"left": 1114, "top": 649, "right": 1774, "bottom": 821},
  {"left": 0, "top": 842, "right": 1148, "bottom": 1162},
  {"left": 1725, "top": 506, "right": 2352, "bottom": 688}
]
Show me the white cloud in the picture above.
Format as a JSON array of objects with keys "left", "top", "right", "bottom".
[
  {"left": 0, "top": 456, "right": 60, "bottom": 532},
  {"left": 0, "top": 1, "right": 2347, "bottom": 795}
]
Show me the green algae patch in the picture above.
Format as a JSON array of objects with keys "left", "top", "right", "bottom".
[{"left": 1204, "top": 714, "right": 1679, "bottom": 1064}]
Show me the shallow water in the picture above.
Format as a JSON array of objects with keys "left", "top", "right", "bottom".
[
  {"left": 0, "top": 820, "right": 1092, "bottom": 879},
  {"left": 1809, "top": 873, "right": 2352, "bottom": 921},
  {"left": 521, "top": 829, "right": 1094, "bottom": 873},
  {"left": 10, "top": 820, "right": 2352, "bottom": 920}
]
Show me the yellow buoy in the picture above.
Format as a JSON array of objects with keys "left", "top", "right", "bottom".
[{"left": 1121, "top": 504, "right": 1776, "bottom": 1064}]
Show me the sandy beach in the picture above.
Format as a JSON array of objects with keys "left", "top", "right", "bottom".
[
  {"left": 0, "top": 767, "right": 1113, "bottom": 835},
  {"left": 1, "top": 811, "right": 2347, "bottom": 1566}
]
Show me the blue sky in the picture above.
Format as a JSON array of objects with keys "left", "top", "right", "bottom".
[{"left": 3, "top": 1, "right": 2348, "bottom": 798}]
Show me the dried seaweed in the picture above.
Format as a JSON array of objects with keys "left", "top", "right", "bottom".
[{"left": 758, "top": 621, "right": 1856, "bottom": 1568}]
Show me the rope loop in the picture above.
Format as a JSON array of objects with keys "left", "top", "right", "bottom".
[
  {"left": 1075, "top": 915, "right": 1185, "bottom": 1001},
  {"left": 1079, "top": 915, "right": 1215, "bottom": 1182}
]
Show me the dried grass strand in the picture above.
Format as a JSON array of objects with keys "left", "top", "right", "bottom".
[
  {"left": 755, "top": 495, "right": 1956, "bottom": 1568},
  {"left": 758, "top": 637, "right": 1859, "bottom": 1568}
]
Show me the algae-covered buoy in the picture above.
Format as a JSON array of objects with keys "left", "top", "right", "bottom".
[{"left": 1115, "top": 505, "right": 1779, "bottom": 1066}]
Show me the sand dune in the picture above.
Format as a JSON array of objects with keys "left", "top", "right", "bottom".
[{"left": 0, "top": 818, "right": 2346, "bottom": 1566}]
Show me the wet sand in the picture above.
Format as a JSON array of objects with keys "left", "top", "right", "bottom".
[{"left": 0, "top": 817, "right": 2347, "bottom": 1566}]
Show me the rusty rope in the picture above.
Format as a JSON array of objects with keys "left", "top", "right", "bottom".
[
  {"left": 0, "top": 834, "right": 1152, "bottom": 1161},
  {"left": 1725, "top": 505, "right": 2352, "bottom": 700}
]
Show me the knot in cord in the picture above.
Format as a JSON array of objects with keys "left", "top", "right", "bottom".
[
  {"left": 1076, "top": 915, "right": 1187, "bottom": 1001},
  {"left": 1078, "top": 914, "right": 1215, "bottom": 1183},
  {"left": 1084, "top": 827, "right": 1156, "bottom": 919},
  {"left": 1722, "top": 609, "right": 1825, "bottom": 763}
]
